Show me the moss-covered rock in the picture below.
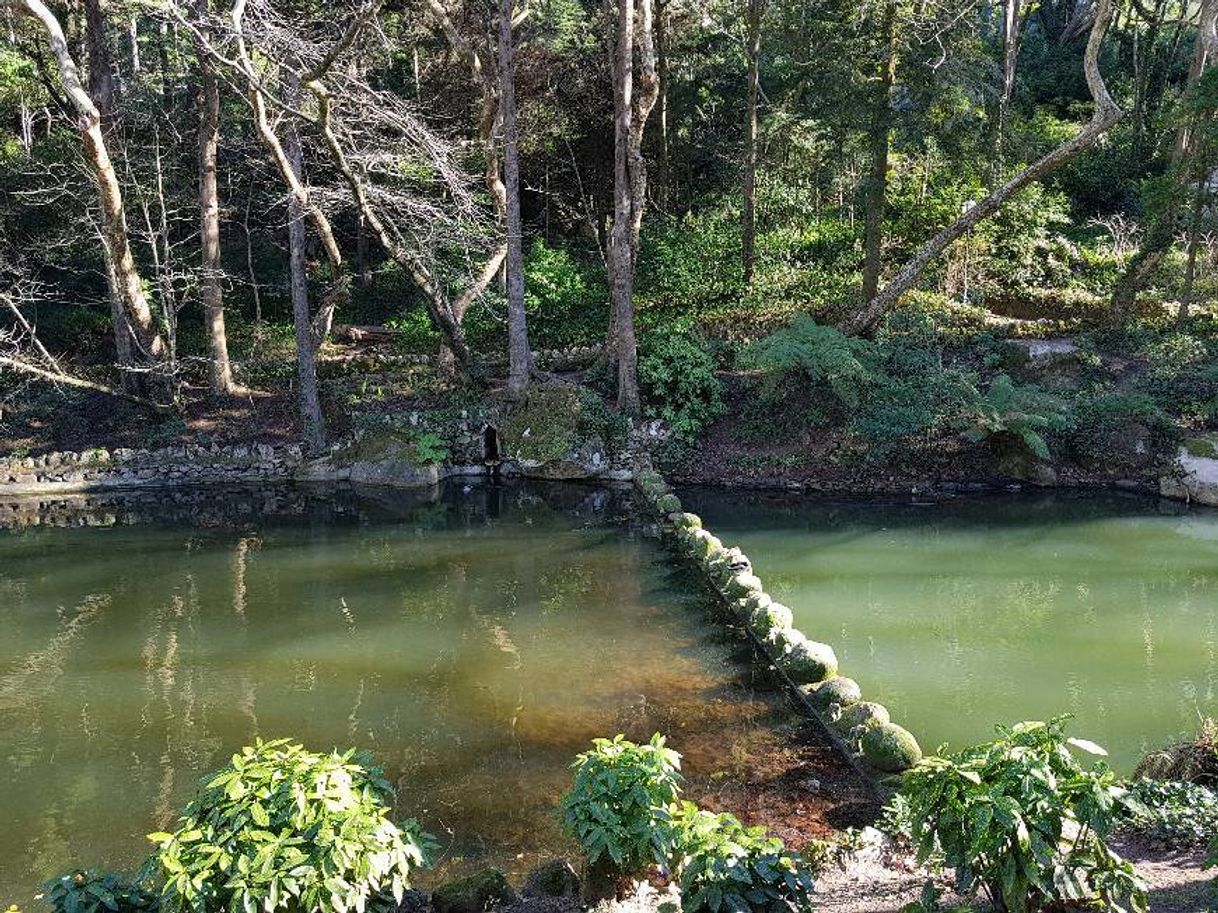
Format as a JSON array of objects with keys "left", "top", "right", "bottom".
[
  {"left": 656, "top": 493, "right": 682, "bottom": 514},
  {"left": 750, "top": 602, "right": 793, "bottom": 636},
  {"left": 832, "top": 701, "right": 890, "bottom": 735},
  {"left": 501, "top": 386, "right": 583, "bottom": 464},
  {"left": 778, "top": 639, "right": 838, "bottom": 685},
  {"left": 740, "top": 591, "right": 772, "bottom": 615},
  {"left": 860, "top": 723, "right": 923, "bottom": 773},
  {"left": 724, "top": 572, "right": 763, "bottom": 600},
  {"left": 522, "top": 860, "right": 580, "bottom": 899},
  {"left": 432, "top": 869, "right": 517, "bottom": 913},
  {"left": 803, "top": 676, "right": 862, "bottom": 710},
  {"left": 673, "top": 513, "right": 702, "bottom": 532},
  {"left": 688, "top": 531, "right": 722, "bottom": 559}
]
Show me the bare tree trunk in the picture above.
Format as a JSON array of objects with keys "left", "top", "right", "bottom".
[
  {"left": 861, "top": 0, "right": 897, "bottom": 304},
  {"left": 742, "top": 0, "right": 765, "bottom": 285},
  {"left": 194, "top": 0, "right": 236, "bottom": 395},
  {"left": 499, "top": 0, "right": 531, "bottom": 396},
  {"left": 843, "top": 0, "right": 1121, "bottom": 336},
  {"left": 19, "top": 0, "right": 167, "bottom": 395},
  {"left": 282, "top": 70, "right": 326, "bottom": 454},
  {"left": 994, "top": 0, "right": 1027, "bottom": 171},
  {"left": 656, "top": 0, "right": 670, "bottom": 212},
  {"left": 607, "top": 0, "right": 658, "bottom": 415}
]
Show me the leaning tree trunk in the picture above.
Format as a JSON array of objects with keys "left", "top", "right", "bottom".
[
  {"left": 499, "top": 0, "right": 531, "bottom": 395},
  {"left": 741, "top": 0, "right": 764, "bottom": 284},
  {"left": 194, "top": 0, "right": 237, "bottom": 395},
  {"left": 842, "top": 0, "right": 1122, "bottom": 336},
  {"left": 861, "top": 0, "right": 898, "bottom": 304},
  {"left": 282, "top": 71, "right": 327, "bottom": 454},
  {"left": 19, "top": 0, "right": 167, "bottom": 394}
]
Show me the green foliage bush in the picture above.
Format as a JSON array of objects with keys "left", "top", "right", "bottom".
[
  {"left": 150, "top": 739, "right": 432, "bottom": 913},
  {"left": 523, "top": 240, "right": 608, "bottom": 348},
  {"left": 1119, "top": 779, "right": 1218, "bottom": 847},
  {"left": 560, "top": 734, "right": 684, "bottom": 878},
  {"left": 673, "top": 803, "right": 815, "bottom": 913},
  {"left": 639, "top": 330, "right": 725, "bottom": 443},
  {"left": 42, "top": 871, "right": 159, "bottom": 913},
  {"left": 900, "top": 719, "right": 1146, "bottom": 913},
  {"left": 955, "top": 374, "right": 1070, "bottom": 460}
]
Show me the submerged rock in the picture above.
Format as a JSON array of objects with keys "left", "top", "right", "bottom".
[
  {"left": 522, "top": 860, "right": 580, "bottom": 899},
  {"left": 432, "top": 869, "right": 517, "bottom": 913},
  {"left": 861, "top": 723, "right": 923, "bottom": 773}
]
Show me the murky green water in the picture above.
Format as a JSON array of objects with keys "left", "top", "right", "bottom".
[
  {"left": 0, "top": 482, "right": 796, "bottom": 906},
  {"left": 682, "top": 489, "right": 1218, "bottom": 771}
]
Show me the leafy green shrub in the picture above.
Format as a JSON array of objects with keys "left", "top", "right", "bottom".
[
  {"left": 412, "top": 432, "right": 450, "bottom": 466},
  {"left": 901, "top": 719, "right": 1146, "bottom": 913},
  {"left": 560, "top": 734, "right": 683, "bottom": 878},
  {"left": 673, "top": 803, "right": 815, "bottom": 913},
  {"left": 42, "top": 871, "right": 159, "bottom": 913},
  {"left": 639, "top": 330, "right": 725, "bottom": 443},
  {"left": 955, "top": 374, "right": 1070, "bottom": 460},
  {"left": 150, "top": 739, "right": 433, "bottom": 913},
  {"left": 1119, "top": 779, "right": 1218, "bottom": 847},
  {"left": 523, "top": 240, "right": 608, "bottom": 348}
]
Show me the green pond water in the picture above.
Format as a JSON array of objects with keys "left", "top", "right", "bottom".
[
  {"left": 682, "top": 488, "right": 1218, "bottom": 771},
  {"left": 0, "top": 482, "right": 794, "bottom": 906}
]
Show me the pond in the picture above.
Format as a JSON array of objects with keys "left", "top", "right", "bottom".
[
  {"left": 681, "top": 488, "right": 1218, "bottom": 772},
  {"left": 0, "top": 481, "right": 860, "bottom": 906}
]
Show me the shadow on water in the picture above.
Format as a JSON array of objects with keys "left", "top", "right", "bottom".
[{"left": 0, "top": 479, "right": 873, "bottom": 904}]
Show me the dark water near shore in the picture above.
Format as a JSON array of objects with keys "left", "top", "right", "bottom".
[
  {"left": 0, "top": 481, "right": 798, "bottom": 906},
  {"left": 681, "top": 488, "right": 1218, "bottom": 771}
]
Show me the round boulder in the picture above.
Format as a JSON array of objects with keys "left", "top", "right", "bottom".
[
  {"left": 779, "top": 639, "right": 838, "bottom": 685},
  {"left": 860, "top": 723, "right": 923, "bottom": 773},
  {"left": 725, "top": 572, "right": 764, "bottom": 600},
  {"left": 833, "top": 701, "right": 890, "bottom": 734},
  {"left": 802, "top": 676, "right": 862, "bottom": 710},
  {"left": 750, "top": 602, "right": 793, "bottom": 636},
  {"left": 656, "top": 494, "right": 682, "bottom": 514}
]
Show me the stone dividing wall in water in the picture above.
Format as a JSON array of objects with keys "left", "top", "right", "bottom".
[
  {"left": 633, "top": 468, "right": 924, "bottom": 783},
  {"left": 0, "top": 444, "right": 309, "bottom": 496}
]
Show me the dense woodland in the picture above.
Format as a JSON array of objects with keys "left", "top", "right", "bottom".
[{"left": 1, "top": 0, "right": 1217, "bottom": 483}]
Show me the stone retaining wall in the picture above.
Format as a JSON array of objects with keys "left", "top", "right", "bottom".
[
  {"left": 0, "top": 444, "right": 307, "bottom": 496},
  {"left": 633, "top": 468, "right": 923, "bottom": 785}
]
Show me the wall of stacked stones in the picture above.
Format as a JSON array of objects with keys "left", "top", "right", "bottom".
[
  {"left": 0, "top": 444, "right": 306, "bottom": 495},
  {"left": 633, "top": 468, "right": 924, "bottom": 781}
]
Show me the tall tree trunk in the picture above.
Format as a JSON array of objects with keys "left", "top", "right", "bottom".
[
  {"left": 742, "top": 0, "right": 765, "bottom": 285},
  {"left": 844, "top": 0, "right": 1122, "bottom": 336},
  {"left": 656, "top": 0, "right": 670, "bottom": 212},
  {"left": 282, "top": 71, "right": 327, "bottom": 454},
  {"left": 861, "top": 0, "right": 898, "bottom": 304},
  {"left": 607, "top": 0, "right": 659, "bottom": 415},
  {"left": 499, "top": 0, "right": 531, "bottom": 396},
  {"left": 20, "top": 0, "right": 166, "bottom": 395},
  {"left": 194, "top": 0, "right": 236, "bottom": 395},
  {"left": 994, "top": 0, "right": 1025, "bottom": 171}
]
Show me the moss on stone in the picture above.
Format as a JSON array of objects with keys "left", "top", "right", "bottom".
[
  {"left": 779, "top": 638, "right": 838, "bottom": 685},
  {"left": 501, "top": 386, "right": 583, "bottom": 463},
  {"left": 725, "top": 572, "right": 764, "bottom": 601},
  {"left": 1184, "top": 437, "right": 1218, "bottom": 460},
  {"left": 673, "top": 513, "right": 702, "bottom": 532},
  {"left": 656, "top": 493, "right": 682, "bottom": 514},
  {"left": 803, "top": 676, "right": 862, "bottom": 710},
  {"left": 833, "top": 701, "right": 890, "bottom": 734},
  {"left": 432, "top": 869, "right": 517, "bottom": 913},
  {"left": 860, "top": 723, "right": 923, "bottom": 773},
  {"left": 750, "top": 602, "right": 793, "bottom": 636}
]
